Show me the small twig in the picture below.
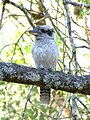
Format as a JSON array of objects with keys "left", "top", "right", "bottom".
[
  {"left": 6, "top": 0, "right": 35, "bottom": 28},
  {"left": 21, "top": 86, "right": 34, "bottom": 120},
  {"left": 17, "top": 44, "right": 26, "bottom": 64},
  {"left": 10, "top": 26, "right": 30, "bottom": 61},
  {"left": 75, "top": 96, "right": 90, "bottom": 114},
  {"left": 71, "top": 94, "right": 77, "bottom": 120},
  {"left": 33, "top": 16, "right": 46, "bottom": 25},
  {"left": 75, "top": 45, "right": 90, "bottom": 50},
  {"left": 0, "top": 43, "right": 15, "bottom": 62},
  {"left": 0, "top": 1, "right": 7, "bottom": 29},
  {"left": 66, "top": 0, "right": 90, "bottom": 8},
  {"left": 63, "top": 0, "right": 78, "bottom": 75},
  {"left": 5, "top": 9, "right": 25, "bottom": 28},
  {"left": 58, "top": 59, "right": 68, "bottom": 72},
  {"left": 75, "top": 99, "right": 84, "bottom": 120},
  {"left": 54, "top": 95, "right": 71, "bottom": 119},
  {"left": 84, "top": 9, "right": 89, "bottom": 41}
]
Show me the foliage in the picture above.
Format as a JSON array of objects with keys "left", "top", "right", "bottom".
[{"left": 0, "top": 0, "right": 90, "bottom": 119}]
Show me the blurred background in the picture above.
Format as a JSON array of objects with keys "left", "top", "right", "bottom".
[{"left": 0, "top": 0, "right": 90, "bottom": 119}]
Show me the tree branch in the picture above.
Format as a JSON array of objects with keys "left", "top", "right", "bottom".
[
  {"left": 0, "top": 62, "right": 90, "bottom": 95},
  {"left": 66, "top": 0, "right": 90, "bottom": 8},
  {"left": 3, "top": 0, "right": 35, "bottom": 28}
]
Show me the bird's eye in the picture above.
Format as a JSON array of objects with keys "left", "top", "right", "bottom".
[
  {"left": 40, "top": 28, "right": 54, "bottom": 36},
  {"left": 41, "top": 29, "right": 46, "bottom": 33}
]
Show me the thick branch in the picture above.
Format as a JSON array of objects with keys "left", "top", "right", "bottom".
[{"left": 0, "top": 62, "right": 90, "bottom": 95}]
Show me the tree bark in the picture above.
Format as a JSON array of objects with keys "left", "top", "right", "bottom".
[{"left": 0, "top": 62, "right": 90, "bottom": 95}]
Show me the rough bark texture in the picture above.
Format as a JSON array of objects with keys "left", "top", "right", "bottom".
[{"left": 0, "top": 62, "right": 90, "bottom": 95}]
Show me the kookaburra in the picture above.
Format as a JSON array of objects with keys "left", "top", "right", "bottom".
[{"left": 29, "top": 25, "right": 59, "bottom": 104}]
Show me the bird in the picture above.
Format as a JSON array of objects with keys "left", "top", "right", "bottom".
[{"left": 29, "top": 25, "right": 59, "bottom": 104}]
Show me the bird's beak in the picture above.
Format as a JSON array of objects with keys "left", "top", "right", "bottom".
[{"left": 28, "top": 29, "right": 38, "bottom": 36}]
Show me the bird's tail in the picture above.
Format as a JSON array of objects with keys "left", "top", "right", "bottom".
[{"left": 40, "top": 87, "right": 51, "bottom": 104}]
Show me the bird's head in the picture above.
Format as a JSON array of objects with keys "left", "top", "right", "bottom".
[{"left": 29, "top": 25, "right": 55, "bottom": 40}]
